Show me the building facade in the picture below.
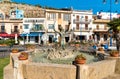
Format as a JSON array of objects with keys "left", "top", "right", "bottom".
[
  {"left": 45, "top": 9, "right": 72, "bottom": 43},
  {"left": 21, "top": 18, "right": 46, "bottom": 44},
  {"left": 0, "top": 10, "right": 23, "bottom": 34},
  {"left": 71, "top": 10, "right": 93, "bottom": 41}
]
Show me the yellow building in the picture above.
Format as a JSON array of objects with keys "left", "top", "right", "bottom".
[{"left": 45, "top": 9, "right": 72, "bottom": 43}]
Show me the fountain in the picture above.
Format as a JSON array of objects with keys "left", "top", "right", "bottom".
[{"left": 29, "top": 46, "right": 96, "bottom": 64}]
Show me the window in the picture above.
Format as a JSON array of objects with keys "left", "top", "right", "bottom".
[
  {"left": 1, "top": 26, "right": 5, "bottom": 32},
  {"left": 63, "top": 14, "right": 70, "bottom": 21},
  {"left": 14, "top": 26, "right": 18, "bottom": 32},
  {"left": 76, "top": 24, "right": 79, "bottom": 30},
  {"left": 34, "top": 24, "right": 43, "bottom": 30},
  {"left": 104, "top": 25, "right": 107, "bottom": 30},
  {"left": 85, "top": 24, "right": 88, "bottom": 30},
  {"left": 20, "top": 26, "right": 22, "bottom": 29},
  {"left": 24, "top": 24, "right": 29, "bottom": 29},
  {"left": 85, "top": 16, "right": 88, "bottom": 21},
  {"left": 76, "top": 15, "right": 79, "bottom": 21},
  {"left": 96, "top": 25, "right": 99, "bottom": 30},
  {"left": 58, "top": 13, "right": 61, "bottom": 19},
  {"left": 48, "top": 24, "right": 54, "bottom": 29},
  {"left": 47, "top": 13, "right": 56, "bottom": 20}
]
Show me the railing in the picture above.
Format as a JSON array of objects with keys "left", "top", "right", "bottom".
[
  {"left": 73, "top": 19, "right": 91, "bottom": 24},
  {"left": 30, "top": 28, "right": 45, "bottom": 32},
  {"left": 74, "top": 28, "right": 91, "bottom": 32},
  {"left": 93, "top": 28, "right": 108, "bottom": 31}
]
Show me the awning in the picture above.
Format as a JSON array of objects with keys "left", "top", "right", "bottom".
[
  {"left": 20, "top": 32, "right": 44, "bottom": 37},
  {"left": 0, "top": 32, "right": 19, "bottom": 38}
]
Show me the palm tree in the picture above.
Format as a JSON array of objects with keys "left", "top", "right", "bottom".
[
  {"left": 107, "top": 18, "right": 120, "bottom": 53},
  {"left": 107, "top": 18, "right": 120, "bottom": 32}
]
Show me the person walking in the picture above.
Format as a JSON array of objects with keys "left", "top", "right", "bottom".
[{"left": 115, "top": 31, "right": 120, "bottom": 54}]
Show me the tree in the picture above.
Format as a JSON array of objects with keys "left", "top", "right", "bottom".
[
  {"left": 107, "top": 18, "right": 120, "bottom": 31},
  {"left": 53, "top": 21, "right": 71, "bottom": 49},
  {"left": 107, "top": 18, "right": 120, "bottom": 53}
]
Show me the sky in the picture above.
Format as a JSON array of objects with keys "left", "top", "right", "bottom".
[{"left": 12, "top": 0, "right": 120, "bottom": 14}]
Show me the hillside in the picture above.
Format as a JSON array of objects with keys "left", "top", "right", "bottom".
[{"left": 0, "top": 2, "right": 45, "bottom": 18}]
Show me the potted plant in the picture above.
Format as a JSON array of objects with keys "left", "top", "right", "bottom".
[
  {"left": 98, "top": 47, "right": 104, "bottom": 51},
  {"left": 18, "top": 52, "right": 28, "bottom": 60},
  {"left": 75, "top": 54, "right": 86, "bottom": 64},
  {"left": 11, "top": 48, "right": 19, "bottom": 53},
  {"left": 75, "top": 42, "right": 80, "bottom": 47},
  {"left": 110, "top": 50, "right": 119, "bottom": 57},
  {"left": 70, "top": 41, "right": 75, "bottom": 46}
]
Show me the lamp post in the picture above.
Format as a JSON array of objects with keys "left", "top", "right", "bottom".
[{"left": 103, "top": 0, "right": 118, "bottom": 46}]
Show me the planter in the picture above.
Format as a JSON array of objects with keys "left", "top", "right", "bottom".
[
  {"left": 75, "top": 44, "right": 80, "bottom": 47},
  {"left": 110, "top": 51, "right": 119, "bottom": 57},
  {"left": 12, "top": 49, "right": 19, "bottom": 53},
  {"left": 18, "top": 56, "right": 28, "bottom": 60},
  {"left": 12, "top": 50, "right": 18, "bottom": 53},
  {"left": 98, "top": 47, "right": 104, "bottom": 51},
  {"left": 70, "top": 44, "right": 75, "bottom": 46},
  {"left": 75, "top": 59, "right": 86, "bottom": 64},
  {"left": 110, "top": 53, "right": 119, "bottom": 57},
  {"left": 18, "top": 52, "right": 28, "bottom": 60}
]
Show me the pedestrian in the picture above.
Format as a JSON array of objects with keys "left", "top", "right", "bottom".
[{"left": 115, "top": 31, "right": 120, "bottom": 52}]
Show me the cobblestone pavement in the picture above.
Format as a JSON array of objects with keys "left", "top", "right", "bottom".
[{"left": 103, "top": 74, "right": 120, "bottom": 79}]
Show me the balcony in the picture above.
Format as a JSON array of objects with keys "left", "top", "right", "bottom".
[
  {"left": 93, "top": 28, "right": 108, "bottom": 32},
  {"left": 73, "top": 19, "right": 91, "bottom": 24},
  {"left": 30, "top": 28, "right": 45, "bottom": 32},
  {"left": 93, "top": 19, "right": 110, "bottom": 23},
  {"left": 74, "top": 28, "right": 92, "bottom": 32}
]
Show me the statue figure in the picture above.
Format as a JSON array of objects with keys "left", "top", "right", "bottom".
[{"left": 53, "top": 21, "right": 71, "bottom": 49}]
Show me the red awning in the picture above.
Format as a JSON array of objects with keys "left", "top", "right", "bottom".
[
  {"left": 0, "top": 32, "right": 19, "bottom": 38},
  {"left": 8, "top": 34, "right": 19, "bottom": 38},
  {"left": 0, "top": 32, "right": 8, "bottom": 37}
]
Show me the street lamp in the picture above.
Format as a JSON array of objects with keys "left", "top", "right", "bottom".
[
  {"left": 103, "top": 0, "right": 118, "bottom": 20},
  {"left": 102, "top": 0, "right": 119, "bottom": 46}
]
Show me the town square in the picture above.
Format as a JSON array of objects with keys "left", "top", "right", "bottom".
[{"left": 0, "top": 0, "right": 120, "bottom": 79}]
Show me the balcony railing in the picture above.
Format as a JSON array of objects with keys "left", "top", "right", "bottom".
[
  {"left": 73, "top": 19, "right": 91, "bottom": 24},
  {"left": 30, "top": 28, "right": 45, "bottom": 32},
  {"left": 93, "top": 19, "right": 110, "bottom": 23},
  {"left": 74, "top": 28, "right": 92, "bottom": 32},
  {"left": 93, "top": 28, "right": 108, "bottom": 31}
]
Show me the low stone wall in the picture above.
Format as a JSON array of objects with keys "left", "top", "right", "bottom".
[
  {"left": 8, "top": 53, "right": 119, "bottom": 79},
  {"left": 78, "top": 59, "right": 116, "bottom": 79},
  {"left": 22, "top": 63, "right": 76, "bottom": 79},
  {"left": 115, "top": 58, "right": 120, "bottom": 74}
]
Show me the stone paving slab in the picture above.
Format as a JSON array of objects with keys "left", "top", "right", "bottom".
[
  {"left": 102, "top": 74, "right": 120, "bottom": 79},
  {"left": 4, "top": 64, "right": 14, "bottom": 79}
]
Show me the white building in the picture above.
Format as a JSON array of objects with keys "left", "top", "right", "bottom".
[
  {"left": 71, "top": 10, "right": 93, "bottom": 41},
  {"left": 97, "top": 12, "right": 118, "bottom": 19},
  {"left": 21, "top": 18, "right": 46, "bottom": 44}
]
